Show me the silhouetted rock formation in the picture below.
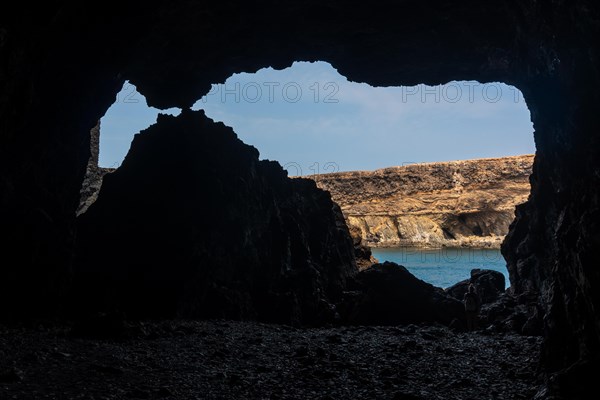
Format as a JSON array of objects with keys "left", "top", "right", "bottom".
[
  {"left": 446, "top": 269, "right": 506, "bottom": 304},
  {"left": 74, "top": 110, "right": 357, "bottom": 325},
  {"left": 315, "top": 156, "right": 533, "bottom": 248},
  {"left": 442, "top": 269, "right": 544, "bottom": 336},
  {"left": 2, "top": 2, "right": 600, "bottom": 397},
  {"left": 341, "top": 262, "right": 464, "bottom": 326}
]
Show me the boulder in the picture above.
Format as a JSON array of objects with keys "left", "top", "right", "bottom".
[
  {"left": 445, "top": 269, "right": 505, "bottom": 304},
  {"left": 340, "top": 262, "right": 464, "bottom": 326}
]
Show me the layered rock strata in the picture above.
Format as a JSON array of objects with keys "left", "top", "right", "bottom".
[{"left": 315, "top": 155, "right": 533, "bottom": 248}]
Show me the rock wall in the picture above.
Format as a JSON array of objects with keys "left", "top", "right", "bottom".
[
  {"left": 77, "top": 121, "right": 114, "bottom": 216},
  {"left": 315, "top": 155, "right": 533, "bottom": 248},
  {"left": 74, "top": 110, "right": 358, "bottom": 325}
]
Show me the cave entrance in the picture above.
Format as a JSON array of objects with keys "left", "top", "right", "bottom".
[
  {"left": 94, "top": 61, "right": 534, "bottom": 291},
  {"left": 97, "top": 82, "right": 181, "bottom": 169}
]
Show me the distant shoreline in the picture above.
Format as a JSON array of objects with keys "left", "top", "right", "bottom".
[{"left": 312, "top": 154, "right": 533, "bottom": 249}]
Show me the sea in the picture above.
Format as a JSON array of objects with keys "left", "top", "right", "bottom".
[{"left": 371, "top": 247, "right": 509, "bottom": 289}]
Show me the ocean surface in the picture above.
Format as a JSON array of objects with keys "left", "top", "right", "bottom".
[{"left": 371, "top": 247, "right": 509, "bottom": 289}]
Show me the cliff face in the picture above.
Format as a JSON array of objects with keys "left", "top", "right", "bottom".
[
  {"left": 77, "top": 121, "right": 114, "bottom": 216},
  {"left": 315, "top": 155, "right": 533, "bottom": 248}
]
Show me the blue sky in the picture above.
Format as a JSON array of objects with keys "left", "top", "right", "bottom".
[{"left": 99, "top": 61, "right": 535, "bottom": 174}]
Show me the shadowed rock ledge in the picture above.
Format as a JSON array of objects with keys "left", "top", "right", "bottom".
[{"left": 314, "top": 155, "right": 533, "bottom": 248}]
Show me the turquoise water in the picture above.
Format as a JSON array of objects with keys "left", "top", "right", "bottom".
[{"left": 371, "top": 247, "right": 509, "bottom": 289}]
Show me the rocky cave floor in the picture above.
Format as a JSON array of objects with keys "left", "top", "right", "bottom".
[{"left": 0, "top": 320, "right": 542, "bottom": 400}]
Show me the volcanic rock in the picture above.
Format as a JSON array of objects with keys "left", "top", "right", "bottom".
[
  {"left": 73, "top": 110, "right": 357, "bottom": 325},
  {"left": 77, "top": 121, "right": 115, "bottom": 215},
  {"left": 445, "top": 269, "right": 506, "bottom": 304},
  {"left": 348, "top": 224, "right": 378, "bottom": 271},
  {"left": 340, "top": 262, "right": 464, "bottom": 326}
]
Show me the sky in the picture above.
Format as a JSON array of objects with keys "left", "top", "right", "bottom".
[{"left": 99, "top": 61, "right": 535, "bottom": 175}]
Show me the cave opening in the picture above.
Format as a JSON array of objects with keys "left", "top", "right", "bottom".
[
  {"left": 99, "top": 62, "right": 535, "bottom": 171},
  {"left": 98, "top": 82, "right": 182, "bottom": 169},
  {"left": 3, "top": 2, "right": 599, "bottom": 397},
  {"left": 94, "top": 61, "right": 535, "bottom": 291}
]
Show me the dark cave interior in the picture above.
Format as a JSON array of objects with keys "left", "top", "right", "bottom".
[{"left": 1, "top": 1, "right": 599, "bottom": 398}]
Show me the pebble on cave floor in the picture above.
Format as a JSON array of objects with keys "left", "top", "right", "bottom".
[{"left": 0, "top": 321, "right": 543, "bottom": 400}]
